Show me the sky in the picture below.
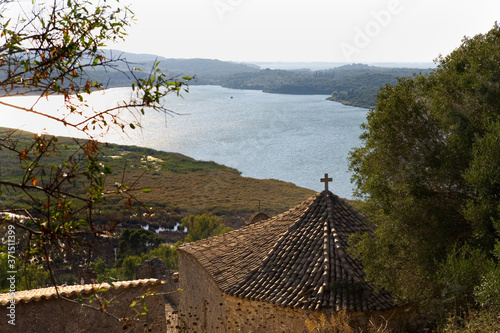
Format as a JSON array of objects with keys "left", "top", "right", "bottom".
[{"left": 110, "top": 0, "right": 500, "bottom": 64}]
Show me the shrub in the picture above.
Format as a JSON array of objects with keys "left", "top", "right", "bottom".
[
  {"left": 182, "top": 214, "right": 232, "bottom": 243},
  {"left": 474, "top": 241, "right": 500, "bottom": 310},
  {"left": 438, "top": 244, "right": 494, "bottom": 308}
]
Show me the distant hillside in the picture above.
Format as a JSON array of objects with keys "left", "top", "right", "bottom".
[
  {"left": 0, "top": 127, "right": 315, "bottom": 230},
  {"left": 91, "top": 51, "right": 434, "bottom": 109},
  {"left": 217, "top": 64, "right": 434, "bottom": 108},
  {"left": 98, "top": 50, "right": 260, "bottom": 86}
]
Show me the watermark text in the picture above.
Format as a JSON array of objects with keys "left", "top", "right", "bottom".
[
  {"left": 340, "top": 0, "right": 403, "bottom": 62},
  {"left": 213, "top": 0, "right": 244, "bottom": 21},
  {"left": 6, "top": 224, "right": 16, "bottom": 326}
]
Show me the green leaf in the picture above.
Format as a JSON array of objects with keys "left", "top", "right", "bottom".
[
  {"left": 142, "top": 188, "right": 152, "bottom": 193},
  {"left": 129, "top": 123, "right": 135, "bottom": 129}
]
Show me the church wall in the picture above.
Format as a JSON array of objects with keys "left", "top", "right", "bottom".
[
  {"left": 223, "top": 295, "right": 431, "bottom": 332},
  {"left": 0, "top": 282, "right": 165, "bottom": 333},
  {"left": 178, "top": 251, "right": 228, "bottom": 332},
  {"left": 178, "top": 253, "right": 432, "bottom": 332},
  {"left": 224, "top": 295, "right": 313, "bottom": 332}
]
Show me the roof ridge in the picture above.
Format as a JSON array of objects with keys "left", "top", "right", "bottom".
[
  {"left": 229, "top": 191, "right": 395, "bottom": 311},
  {"left": 179, "top": 191, "right": 395, "bottom": 312}
]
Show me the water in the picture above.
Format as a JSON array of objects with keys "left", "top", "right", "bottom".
[
  {"left": 0, "top": 85, "right": 368, "bottom": 198},
  {"left": 141, "top": 223, "right": 186, "bottom": 233}
]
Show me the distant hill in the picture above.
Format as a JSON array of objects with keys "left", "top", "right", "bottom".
[
  {"left": 92, "top": 51, "right": 435, "bottom": 109},
  {"left": 216, "top": 64, "right": 434, "bottom": 108},
  {"left": 1, "top": 48, "right": 435, "bottom": 108},
  {"left": 99, "top": 50, "right": 260, "bottom": 86}
]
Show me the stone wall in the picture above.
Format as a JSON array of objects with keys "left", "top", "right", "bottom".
[
  {"left": 164, "top": 270, "right": 180, "bottom": 306},
  {"left": 0, "top": 281, "right": 165, "bottom": 333},
  {"left": 179, "top": 251, "right": 428, "bottom": 333},
  {"left": 179, "top": 249, "right": 432, "bottom": 332},
  {"left": 135, "top": 257, "right": 167, "bottom": 280},
  {"left": 134, "top": 257, "right": 181, "bottom": 307},
  {"left": 178, "top": 251, "right": 227, "bottom": 332},
  {"left": 224, "top": 295, "right": 431, "bottom": 332}
]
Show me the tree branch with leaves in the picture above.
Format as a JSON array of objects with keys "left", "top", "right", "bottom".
[{"left": 0, "top": 0, "right": 190, "bottom": 288}]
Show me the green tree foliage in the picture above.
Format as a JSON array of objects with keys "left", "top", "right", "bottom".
[
  {"left": 182, "top": 214, "right": 232, "bottom": 243},
  {"left": 90, "top": 258, "right": 109, "bottom": 276},
  {"left": 438, "top": 244, "right": 493, "bottom": 307},
  {"left": 0, "top": 0, "right": 189, "bottom": 286},
  {"left": 116, "top": 229, "right": 162, "bottom": 265},
  {"left": 348, "top": 23, "right": 500, "bottom": 305},
  {"left": 90, "top": 242, "right": 179, "bottom": 282},
  {"left": 215, "top": 64, "right": 432, "bottom": 109},
  {"left": 121, "top": 255, "right": 142, "bottom": 280},
  {"left": 474, "top": 242, "right": 500, "bottom": 311},
  {"left": 147, "top": 243, "right": 179, "bottom": 269},
  {"left": 0, "top": 253, "right": 51, "bottom": 292}
]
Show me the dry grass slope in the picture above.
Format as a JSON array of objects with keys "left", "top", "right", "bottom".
[{"left": 0, "top": 127, "right": 316, "bottom": 228}]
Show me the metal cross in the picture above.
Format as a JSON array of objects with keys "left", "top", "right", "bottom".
[{"left": 320, "top": 173, "right": 333, "bottom": 192}]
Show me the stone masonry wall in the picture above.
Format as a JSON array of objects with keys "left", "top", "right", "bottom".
[
  {"left": 224, "top": 295, "right": 431, "bottom": 333},
  {"left": 178, "top": 251, "right": 228, "bottom": 332},
  {"left": 164, "top": 270, "right": 180, "bottom": 306},
  {"left": 0, "top": 282, "right": 165, "bottom": 333},
  {"left": 178, "top": 251, "right": 432, "bottom": 332}
]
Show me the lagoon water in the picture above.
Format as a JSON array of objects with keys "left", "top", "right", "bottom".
[{"left": 1, "top": 85, "right": 368, "bottom": 198}]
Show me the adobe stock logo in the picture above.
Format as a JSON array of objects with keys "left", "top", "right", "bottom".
[
  {"left": 213, "top": 0, "right": 243, "bottom": 21},
  {"left": 340, "top": 0, "right": 404, "bottom": 62}
]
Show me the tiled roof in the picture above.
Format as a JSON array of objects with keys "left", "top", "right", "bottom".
[
  {"left": 0, "top": 278, "right": 162, "bottom": 306},
  {"left": 180, "top": 196, "right": 315, "bottom": 292},
  {"left": 179, "top": 191, "right": 394, "bottom": 312}
]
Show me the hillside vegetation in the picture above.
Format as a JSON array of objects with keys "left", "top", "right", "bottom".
[
  {"left": 349, "top": 23, "right": 500, "bottom": 331},
  {"left": 0, "top": 127, "right": 315, "bottom": 230},
  {"left": 216, "top": 64, "right": 433, "bottom": 108},
  {"left": 91, "top": 51, "right": 433, "bottom": 109},
  {"left": 0, "top": 126, "right": 315, "bottom": 290}
]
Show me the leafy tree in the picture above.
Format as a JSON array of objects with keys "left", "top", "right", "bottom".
[
  {"left": 474, "top": 242, "right": 500, "bottom": 311},
  {"left": 91, "top": 241, "right": 180, "bottom": 282},
  {"left": 438, "top": 244, "right": 493, "bottom": 307},
  {"left": 0, "top": 253, "right": 51, "bottom": 291},
  {"left": 90, "top": 257, "right": 108, "bottom": 276},
  {"left": 116, "top": 229, "right": 162, "bottom": 265},
  {"left": 0, "top": 0, "right": 190, "bottom": 286},
  {"left": 348, "top": 23, "right": 500, "bottom": 305},
  {"left": 146, "top": 242, "right": 180, "bottom": 269},
  {"left": 121, "top": 255, "right": 142, "bottom": 280},
  {"left": 181, "top": 214, "right": 232, "bottom": 243}
]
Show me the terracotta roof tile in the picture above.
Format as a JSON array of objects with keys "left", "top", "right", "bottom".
[
  {"left": 0, "top": 278, "right": 162, "bottom": 306},
  {"left": 179, "top": 191, "right": 394, "bottom": 312}
]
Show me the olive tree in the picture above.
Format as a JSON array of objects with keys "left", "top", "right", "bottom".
[{"left": 349, "top": 23, "right": 500, "bottom": 306}]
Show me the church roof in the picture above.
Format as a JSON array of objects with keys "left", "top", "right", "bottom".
[{"left": 179, "top": 191, "right": 394, "bottom": 312}]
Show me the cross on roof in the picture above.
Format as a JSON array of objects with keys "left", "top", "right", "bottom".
[{"left": 320, "top": 173, "right": 333, "bottom": 192}]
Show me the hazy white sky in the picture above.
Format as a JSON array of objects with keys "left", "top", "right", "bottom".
[
  {"left": 5, "top": 0, "right": 500, "bottom": 63},
  {"left": 112, "top": 0, "right": 500, "bottom": 63}
]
